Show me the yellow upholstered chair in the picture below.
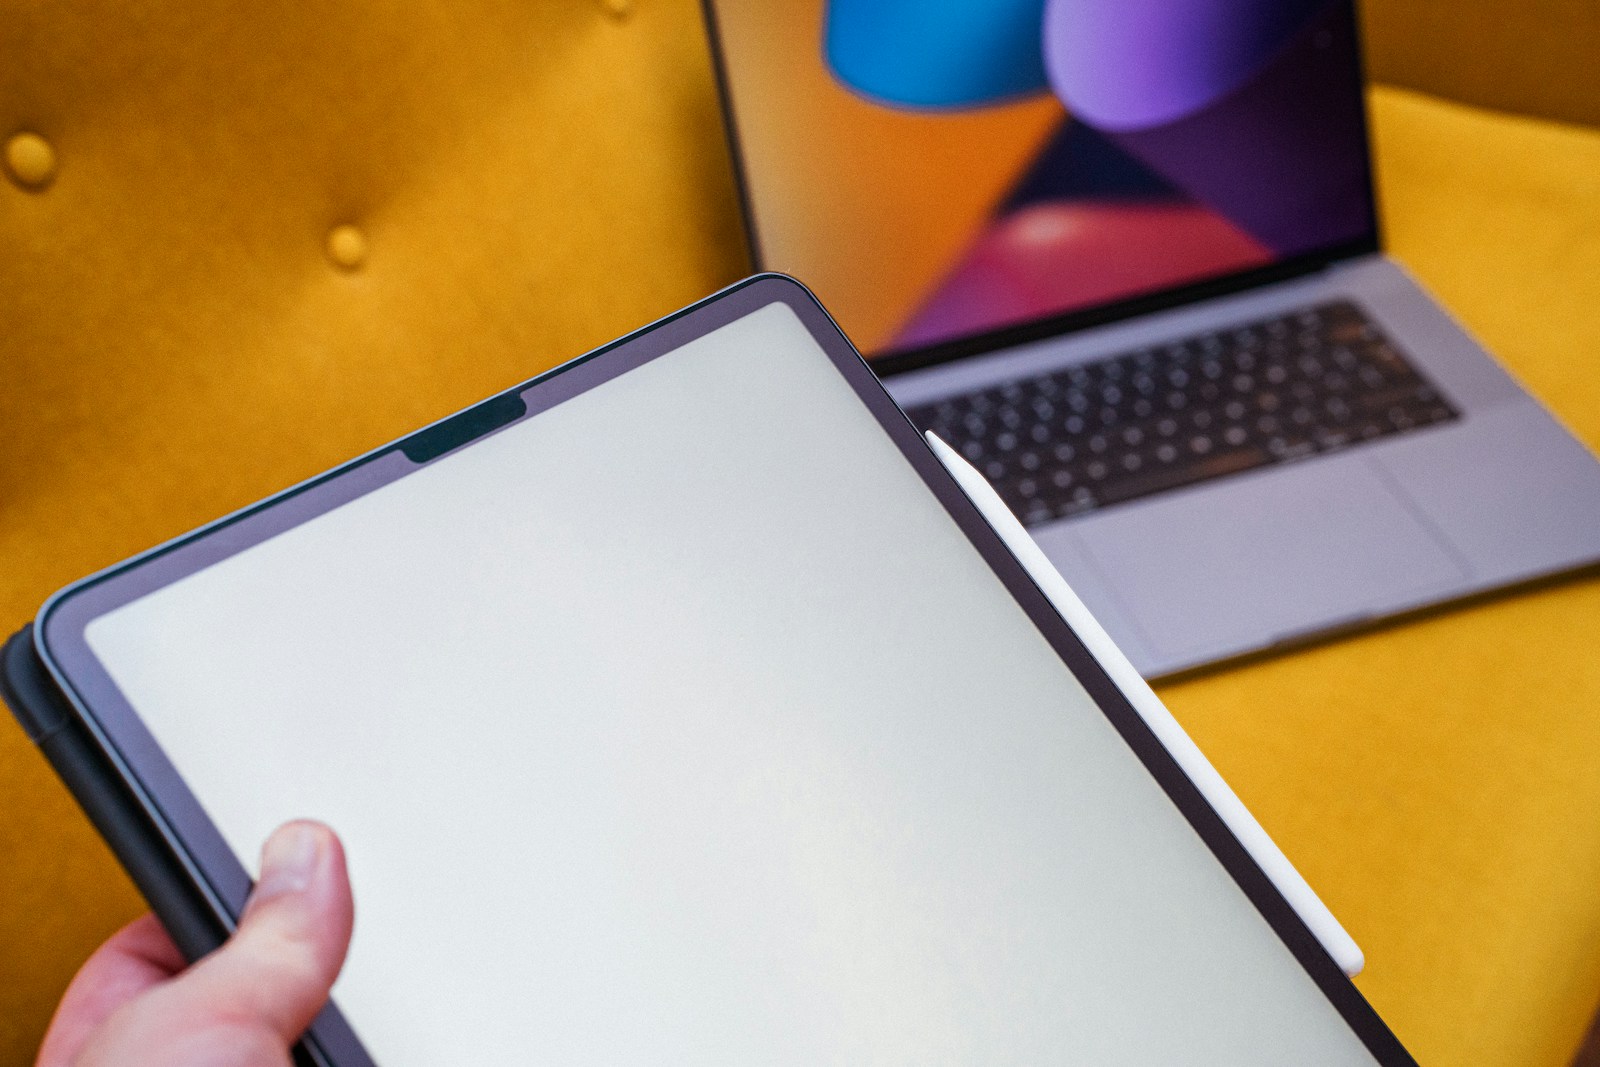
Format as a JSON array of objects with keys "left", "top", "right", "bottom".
[{"left": 1, "top": 1, "right": 1596, "bottom": 1064}]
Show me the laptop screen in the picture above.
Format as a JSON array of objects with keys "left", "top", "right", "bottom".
[{"left": 710, "top": 0, "right": 1376, "bottom": 362}]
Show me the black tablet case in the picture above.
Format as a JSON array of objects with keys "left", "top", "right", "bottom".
[{"left": 2, "top": 625, "right": 322, "bottom": 1066}]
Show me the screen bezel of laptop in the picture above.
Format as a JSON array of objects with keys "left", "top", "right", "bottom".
[
  {"left": 36, "top": 275, "right": 1413, "bottom": 1065},
  {"left": 699, "top": 0, "right": 1385, "bottom": 378}
]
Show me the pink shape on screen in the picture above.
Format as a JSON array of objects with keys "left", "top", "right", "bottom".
[{"left": 893, "top": 200, "right": 1271, "bottom": 351}]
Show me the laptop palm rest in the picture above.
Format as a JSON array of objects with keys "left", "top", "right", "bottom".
[{"left": 1038, "top": 457, "right": 1470, "bottom": 672}]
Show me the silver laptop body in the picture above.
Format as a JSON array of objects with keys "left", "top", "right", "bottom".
[
  {"left": 883, "top": 254, "right": 1600, "bottom": 676},
  {"left": 705, "top": 0, "right": 1600, "bottom": 676}
]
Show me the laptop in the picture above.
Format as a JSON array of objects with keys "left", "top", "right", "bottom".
[{"left": 702, "top": 0, "right": 1600, "bottom": 677}]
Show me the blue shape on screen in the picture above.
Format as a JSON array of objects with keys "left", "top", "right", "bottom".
[{"left": 824, "top": 0, "right": 1049, "bottom": 109}]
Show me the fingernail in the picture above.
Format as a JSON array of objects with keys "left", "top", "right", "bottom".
[{"left": 251, "top": 822, "right": 325, "bottom": 907}]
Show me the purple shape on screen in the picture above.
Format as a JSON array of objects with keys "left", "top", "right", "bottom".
[
  {"left": 1043, "top": 0, "right": 1327, "bottom": 131},
  {"left": 1059, "top": 1, "right": 1372, "bottom": 255}
]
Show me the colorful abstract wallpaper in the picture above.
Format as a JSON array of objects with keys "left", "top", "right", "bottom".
[{"left": 713, "top": 0, "right": 1373, "bottom": 356}]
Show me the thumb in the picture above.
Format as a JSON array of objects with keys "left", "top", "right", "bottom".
[{"left": 163, "top": 820, "right": 355, "bottom": 1045}]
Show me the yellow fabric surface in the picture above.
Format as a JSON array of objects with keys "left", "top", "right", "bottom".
[
  {"left": 1360, "top": 0, "right": 1600, "bottom": 127},
  {"left": 1, "top": 2, "right": 1598, "bottom": 1065},
  {"left": 0, "top": 2, "right": 746, "bottom": 1061},
  {"left": 1165, "top": 89, "right": 1600, "bottom": 1066}
]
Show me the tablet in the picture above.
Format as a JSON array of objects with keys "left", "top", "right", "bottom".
[{"left": 18, "top": 276, "right": 1413, "bottom": 1064}]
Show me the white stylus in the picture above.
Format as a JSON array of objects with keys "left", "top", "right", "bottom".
[{"left": 925, "top": 430, "right": 1364, "bottom": 978}]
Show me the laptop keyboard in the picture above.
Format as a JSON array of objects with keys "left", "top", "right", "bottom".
[{"left": 906, "top": 301, "right": 1458, "bottom": 525}]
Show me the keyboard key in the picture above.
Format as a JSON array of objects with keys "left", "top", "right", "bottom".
[{"left": 907, "top": 300, "right": 1457, "bottom": 525}]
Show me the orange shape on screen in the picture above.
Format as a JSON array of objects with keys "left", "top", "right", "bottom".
[{"left": 713, "top": 0, "right": 1064, "bottom": 353}]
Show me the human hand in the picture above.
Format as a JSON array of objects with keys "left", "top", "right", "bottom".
[{"left": 35, "top": 820, "right": 354, "bottom": 1067}]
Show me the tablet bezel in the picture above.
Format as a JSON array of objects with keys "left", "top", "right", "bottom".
[{"left": 34, "top": 274, "right": 1416, "bottom": 1066}]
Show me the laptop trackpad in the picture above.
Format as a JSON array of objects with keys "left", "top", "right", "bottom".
[{"left": 1070, "top": 458, "right": 1469, "bottom": 665}]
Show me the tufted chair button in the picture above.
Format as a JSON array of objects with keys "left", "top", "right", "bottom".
[
  {"left": 5, "top": 132, "right": 57, "bottom": 190},
  {"left": 601, "top": 0, "right": 634, "bottom": 20},
  {"left": 325, "top": 224, "right": 369, "bottom": 270}
]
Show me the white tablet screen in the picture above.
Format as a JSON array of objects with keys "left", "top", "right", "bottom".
[{"left": 83, "top": 301, "right": 1375, "bottom": 1064}]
